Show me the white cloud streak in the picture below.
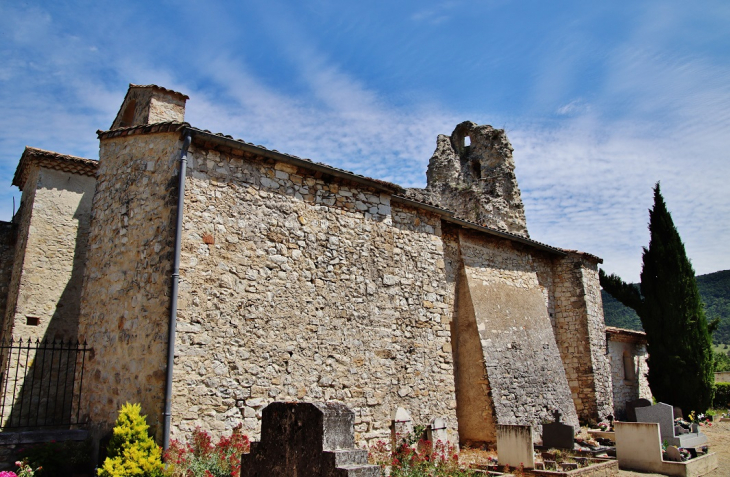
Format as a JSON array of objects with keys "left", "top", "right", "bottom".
[{"left": 0, "top": 0, "right": 727, "bottom": 285}]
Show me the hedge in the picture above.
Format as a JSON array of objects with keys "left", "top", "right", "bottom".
[{"left": 714, "top": 382, "right": 730, "bottom": 409}]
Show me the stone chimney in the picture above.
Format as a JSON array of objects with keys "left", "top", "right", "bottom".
[
  {"left": 110, "top": 84, "right": 189, "bottom": 129},
  {"left": 408, "top": 121, "right": 529, "bottom": 237}
]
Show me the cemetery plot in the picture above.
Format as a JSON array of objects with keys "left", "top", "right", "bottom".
[{"left": 615, "top": 421, "right": 717, "bottom": 477}]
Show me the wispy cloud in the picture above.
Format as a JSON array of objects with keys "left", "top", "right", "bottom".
[
  {"left": 556, "top": 99, "right": 589, "bottom": 116},
  {"left": 410, "top": 1, "right": 460, "bottom": 25},
  {"left": 516, "top": 55, "right": 730, "bottom": 282},
  {"left": 0, "top": 0, "right": 727, "bottom": 285},
  {"left": 185, "top": 56, "right": 459, "bottom": 186}
]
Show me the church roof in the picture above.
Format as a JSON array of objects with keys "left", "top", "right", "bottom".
[
  {"left": 606, "top": 326, "right": 647, "bottom": 343},
  {"left": 12, "top": 147, "right": 98, "bottom": 190},
  {"left": 95, "top": 121, "right": 592, "bottom": 258}
]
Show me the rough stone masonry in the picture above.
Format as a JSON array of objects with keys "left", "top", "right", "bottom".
[{"left": 0, "top": 84, "right": 617, "bottom": 448}]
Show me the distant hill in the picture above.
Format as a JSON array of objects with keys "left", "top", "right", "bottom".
[{"left": 602, "top": 270, "right": 730, "bottom": 345}]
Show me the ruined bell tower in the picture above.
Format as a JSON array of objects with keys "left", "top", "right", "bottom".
[{"left": 408, "top": 121, "right": 529, "bottom": 238}]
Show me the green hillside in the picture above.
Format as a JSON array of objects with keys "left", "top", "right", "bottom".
[{"left": 602, "top": 270, "right": 730, "bottom": 345}]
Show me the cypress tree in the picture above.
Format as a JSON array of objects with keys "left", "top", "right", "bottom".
[{"left": 599, "top": 183, "right": 714, "bottom": 413}]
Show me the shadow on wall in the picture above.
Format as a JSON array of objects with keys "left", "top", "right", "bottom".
[{"left": 1, "top": 186, "right": 92, "bottom": 430}]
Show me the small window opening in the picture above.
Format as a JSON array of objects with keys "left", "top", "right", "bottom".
[
  {"left": 623, "top": 351, "right": 636, "bottom": 381},
  {"left": 464, "top": 135, "right": 471, "bottom": 147},
  {"left": 119, "top": 100, "right": 136, "bottom": 128},
  {"left": 26, "top": 316, "right": 40, "bottom": 326}
]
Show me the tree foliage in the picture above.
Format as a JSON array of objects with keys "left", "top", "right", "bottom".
[
  {"left": 714, "top": 348, "right": 730, "bottom": 373},
  {"left": 602, "top": 269, "right": 730, "bottom": 345},
  {"left": 698, "top": 270, "right": 730, "bottom": 345},
  {"left": 599, "top": 183, "right": 714, "bottom": 413}
]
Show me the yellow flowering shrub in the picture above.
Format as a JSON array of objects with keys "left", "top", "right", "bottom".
[{"left": 98, "top": 403, "right": 164, "bottom": 477}]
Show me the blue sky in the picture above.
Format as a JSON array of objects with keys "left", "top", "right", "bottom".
[{"left": 1, "top": 0, "right": 728, "bottom": 282}]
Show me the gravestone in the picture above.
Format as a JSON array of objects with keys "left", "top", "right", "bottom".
[
  {"left": 497, "top": 424, "right": 535, "bottom": 468},
  {"left": 542, "top": 409, "right": 574, "bottom": 450},
  {"left": 427, "top": 416, "right": 448, "bottom": 446},
  {"left": 673, "top": 406, "right": 683, "bottom": 420},
  {"left": 625, "top": 398, "right": 652, "bottom": 422},
  {"left": 391, "top": 407, "right": 414, "bottom": 449},
  {"left": 240, "top": 402, "right": 379, "bottom": 477},
  {"left": 635, "top": 402, "right": 708, "bottom": 447},
  {"left": 635, "top": 403, "right": 674, "bottom": 440}
]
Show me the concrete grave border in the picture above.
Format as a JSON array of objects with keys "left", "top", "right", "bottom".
[{"left": 614, "top": 422, "right": 717, "bottom": 477}]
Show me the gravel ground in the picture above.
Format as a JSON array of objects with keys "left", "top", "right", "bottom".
[{"left": 618, "top": 419, "right": 729, "bottom": 477}]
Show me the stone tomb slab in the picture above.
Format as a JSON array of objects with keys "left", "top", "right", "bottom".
[
  {"left": 427, "top": 416, "right": 448, "bottom": 445},
  {"left": 241, "top": 402, "right": 379, "bottom": 477},
  {"left": 542, "top": 410, "right": 574, "bottom": 450},
  {"left": 615, "top": 422, "right": 717, "bottom": 476},
  {"left": 497, "top": 424, "right": 535, "bottom": 468}
]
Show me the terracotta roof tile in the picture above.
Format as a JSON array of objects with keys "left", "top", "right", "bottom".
[
  {"left": 605, "top": 326, "right": 647, "bottom": 343},
  {"left": 184, "top": 126, "right": 405, "bottom": 193},
  {"left": 446, "top": 216, "right": 567, "bottom": 255},
  {"left": 13, "top": 147, "right": 98, "bottom": 190},
  {"left": 560, "top": 249, "right": 603, "bottom": 263},
  {"left": 97, "top": 121, "right": 188, "bottom": 139},
  {"left": 129, "top": 84, "right": 189, "bottom": 100}
]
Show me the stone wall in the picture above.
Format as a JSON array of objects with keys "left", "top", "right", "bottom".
[
  {"left": 550, "top": 253, "right": 613, "bottom": 421},
  {"left": 6, "top": 168, "right": 95, "bottom": 343},
  {"left": 455, "top": 230, "right": 579, "bottom": 439},
  {"left": 171, "top": 141, "right": 458, "bottom": 446},
  {"left": 0, "top": 166, "right": 95, "bottom": 427},
  {"left": 0, "top": 223, "right": 15, "bottom": 340},
  {"left": 0, "top": 168, "right": 39, "bottom": 344},
  {"left": 579, "top": 258, "right": 614, "bottom": 419},
  {"left": 607, "top": 334, "right": 651, "bottom": 419},
  {"left": 77, "top": 132, "right": 182, "bottom": 440},
  {"left": 1, "top": 83, "right": 623, "bottom": 454},
  {"left": 715, "top": 371, "right": 730, "bottom": 383}
]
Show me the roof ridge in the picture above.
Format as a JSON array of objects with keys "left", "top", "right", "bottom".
[
  {"left": 22, "top": 146, "right": 95, "bottom": 162},
  {"left": 128, "top": 83, "right": 189, "bottom": 100},
  {"left": 184, "top": 125, "right": 404, "bottom": 193},
  {"left": 97, "top": 121, "right": 188, "bottom": 139},
  {"left": 13, "top": 146, "right": 98, "bottom": 190},
  {"left": 94, "top": 122, "right": 600, "bottom": 259}
]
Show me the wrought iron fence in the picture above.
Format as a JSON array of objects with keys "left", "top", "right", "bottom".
[{"left": 0, "top": 338, "right": 88, "bottom": 429}]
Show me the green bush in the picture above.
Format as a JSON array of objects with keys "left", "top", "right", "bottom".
[
  {"left": 98, "top": 403, "right": 164, "bottom": 477},
  {"left": 713, "top": 382, "right": 730, "bottom": 408}
]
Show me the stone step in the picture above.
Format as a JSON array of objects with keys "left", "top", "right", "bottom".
[
  {"left": 323, "top": 449, "right": 370, "bottom": 467},
  {"left": 335, "top": 463, "right": 381, "bottom": 477}
]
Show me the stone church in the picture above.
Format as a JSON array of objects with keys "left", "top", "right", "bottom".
[{"left": 0, "top": 84, "right": 650, "bottom": 447}]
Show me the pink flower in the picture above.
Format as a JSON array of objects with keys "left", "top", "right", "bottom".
[{"left": 0, "top": 471, "right": 18, "bottom": 477}]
